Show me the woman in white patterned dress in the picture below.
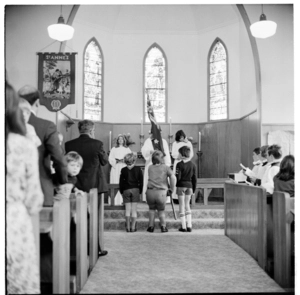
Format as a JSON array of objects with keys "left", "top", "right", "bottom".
[
  {"left": 109, "top": 134, "right": 131, "bottom": 205},
  {"left": 6, "top": 82, "right": 43, "bottom": 294}
]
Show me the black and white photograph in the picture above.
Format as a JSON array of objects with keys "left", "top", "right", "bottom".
[{"left": 3, "top": 1, "right": 298, "bottom": 294}]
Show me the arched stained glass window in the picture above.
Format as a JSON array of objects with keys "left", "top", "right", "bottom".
[
  {"left": 144, "top": 44, "right": 167, "bottom": 123},
  {"left": 208, "top": 39, "right": 228, "bottom": 121},
  {"left": 83, "top": 38, "right": 103, "bottom": 121}
]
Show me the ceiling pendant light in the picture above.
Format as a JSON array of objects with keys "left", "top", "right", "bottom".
[
  {"left": 250, "top": 4, "right": 277, "bottom": 39},
  {"left": 48, "top": 5, "right": 74, "bottom": 42}
]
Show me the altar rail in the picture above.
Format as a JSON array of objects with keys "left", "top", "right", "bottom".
[
  {"left": 32, "top": 188, "right": 102, "bottom": 294},
  {"left": 224, "top": 182, "right": 295, "bottom": 290}
]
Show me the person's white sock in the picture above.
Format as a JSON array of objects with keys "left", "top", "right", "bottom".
[
  {"left": 186, "top": 211, "right": 192, "bottom": 228},
  {"left": 180, "top": 212, "right": 186, "bottom": 229}
]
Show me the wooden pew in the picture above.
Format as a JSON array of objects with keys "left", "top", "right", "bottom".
[
  {"left": 36, "top": 198, "right": 71, "bottom": 294},
  {"left": 272, "top": 191, "right": 295, "bottom": 289},
  {"left": 32, "top": 188, "right": 100, "bottom": 294},
  {"left": 224, "top": 182, "right": 268, "bottom": 270},
  {"left": 88, "top": 188, "right": 99, "bottom": 271}
]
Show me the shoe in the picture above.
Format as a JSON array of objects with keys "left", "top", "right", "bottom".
[
  {"left": 147, "top": 226, "right": 154, "bottom": 232},
  {"left": 161, "top": 226, "right": 168, "bottom": 233},
  {"left": 126, "top": 229, "right": 130, "bottom": 232},
  {"left": 98, "top": 250, "right": 108, "bottom": 257},
  {"left": 187, "top": 227, "right": 192, "bottom": 232},
  {"left": 130, "top": 222, "right": 137, "bottom": 232},
  {"left": 178, "top": 227, "right": 187, "bottom": 232}
]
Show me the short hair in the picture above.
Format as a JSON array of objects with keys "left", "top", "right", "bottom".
[
  {"left": 275, "top": 155, "right": 294, "bottom": 181},
  {"left": 124, "top": 152, "right": 137, "bottom": 165},
  {"left": 6, "top": 82, "right": 26, "bottom": 138},
  {"left": 18, "top": 85, "right": 40, "bottom": 106},
  {"left": 268, "top": 144, "right": 282, "bottom": 159},
  {"left": 260, "top": 145, "right": 269, "bottom": 158},
  {"left": 78, "top": 120, "right": 94, "bottom": 134},
  {"left": 152, "top": 150, "right": 164, "bottom": 165},
  {"left": 253, "top": 147, "right": 261, "bottom": 155},
  {"left": 65, "top": 151, "right": 83, "bottom": 167},
  {"left": 175, "top": 130, "right": 186, "bottom": 142},
  {"left": 178, "top": 146, "right": 191, "bottom": 158}
]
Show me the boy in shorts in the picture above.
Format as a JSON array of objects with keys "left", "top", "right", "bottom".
[
  {"left": 175, "top": 146, "right": 197, "bottom": 232},
  {"left": 119, "top": 152, "right": 143, "bottom": 232}
]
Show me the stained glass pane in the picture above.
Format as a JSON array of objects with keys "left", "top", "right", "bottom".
[
  {"left": 145, "top": 46, "right": 166, "bottom": 123},
  {"left": 209, "top": 41, "right": 227, "bottom": 120},
  {"left": 84, "top": 40, "right": 102, "bottom": 121}
]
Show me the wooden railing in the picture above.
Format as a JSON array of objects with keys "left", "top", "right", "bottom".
[
  {"left": 31, "top": 188, "right": 102, "bottom": 294},
  {"left": 224, "top": 182, "right": 295, "bottom": 290},
  {"left": 106, "top": 184, "right": 125, "bottom": 210}
]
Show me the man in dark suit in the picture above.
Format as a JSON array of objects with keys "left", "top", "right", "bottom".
[
  {"left": 18, "top": 85, "right": 68, "bottom": 206},
  {"left": 65, "top": 119, "right": 108, "bottom": 256},
  {"left": 18, "top": 85, "right": 69, "bottom": 292}
]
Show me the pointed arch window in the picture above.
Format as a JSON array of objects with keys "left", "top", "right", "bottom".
[
  {"left": 208, "top": 39, "right": 228, "bottom": 121},
  {"left": 83, "top": 38, "right": 103, "bottom": 121},
  {"left": 144, "top": 44, "right": 167, "bottom": 123}
]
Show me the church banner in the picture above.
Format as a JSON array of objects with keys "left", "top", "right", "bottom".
[{"left": 37, "top": 52, "right": 77, "bottom": 112}]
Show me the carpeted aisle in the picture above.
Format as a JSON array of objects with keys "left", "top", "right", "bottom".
[{"left": 80, "top": 230, "right": 284, "bottom": 293}]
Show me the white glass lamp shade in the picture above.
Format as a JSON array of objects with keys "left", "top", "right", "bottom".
[
  {"left": 250, "top": 13, "right": 277, "bottom": 39},
  {"left": 48, "top": 16, "right": 74, "bottom": 42}
]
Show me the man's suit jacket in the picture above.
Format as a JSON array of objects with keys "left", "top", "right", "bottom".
[
  {"left": 65, "top": 134, "right": 108, "bottom": 193},
  {"left": 28, "top": 113, "right": 68, "bottom": 206}
]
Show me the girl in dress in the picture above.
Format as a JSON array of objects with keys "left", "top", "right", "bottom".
[
  {"left": 109, "top": 134, "right": 132, "bottom": 205},
  {"left": 6, "top": 82, "right": 44, "bottom": 294}
]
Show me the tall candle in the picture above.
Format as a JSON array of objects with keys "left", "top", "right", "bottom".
[
  {"left": 169, "top": 117, "right": 172, "bottom": 135},
  {"left": 199, "top": 132, "right": 201, "bottom": 151},
  {"left": 109, "top": 131, "right": 112, "bottom": 150},
  {"left": 141, "top": 117, "right": 143, "bottom": 135}
]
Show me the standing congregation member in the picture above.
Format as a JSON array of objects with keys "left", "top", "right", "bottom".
[
  {"left": 141, "top": 129, "right": 171, "bottom": 202},
  {"left": 65, "top": 119, "right": 109, "bottom": 257},
  {"left": 251, "top": 147, "right": 262, "bottom": 177},
  {"left": 6, "top": 82, "right": 44, "bottom": 294},
  {"left": 146, "top": 150, "right": 176, "bottom": 233},
  {"left": 18, "top": 84, "right": 68, "bottom": 291},
  {"left": 18, "top": 85, "right": 68, "bottom": 206},
  {"left": 109, "top": 134, "right": 132, "bottom": 205},
  {"left": 175, "top": 146, "right": 197, "bottom": 232},
  {"left": 273, "top": 155, "right": 295, "bottom": 198}
]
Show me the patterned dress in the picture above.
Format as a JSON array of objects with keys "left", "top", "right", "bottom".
[{"left": 6, "top": 133, "right": 43, "bottom": 294}]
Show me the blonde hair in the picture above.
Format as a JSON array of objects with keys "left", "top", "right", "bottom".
[
  {"left": 65, "top": 151, "right": 83, "bottom": 168},
  {"left": 124, "top": 152, "right": 137, "bottom": 165}
]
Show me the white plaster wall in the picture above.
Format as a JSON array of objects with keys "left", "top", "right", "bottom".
[
  {"left": 244, "top": 4, "right": 294, "bottom": 124},
  {"left": 5, "top": 4, "right": 294, "bottom": 126}
]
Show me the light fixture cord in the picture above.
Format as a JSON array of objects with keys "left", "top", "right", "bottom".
[
  {"left": 60, "top": 5, "right": 63, "bottom": 17},
  {"left": 262, "top": 4, "right": 264, "bottom": 14},
  {"left": 36, "top": 40, "right": 59, "bottom": 52}
]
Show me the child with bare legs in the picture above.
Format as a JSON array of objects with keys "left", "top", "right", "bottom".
[{"left": 176, "top": 146, "right": 197, "bottom": 232}]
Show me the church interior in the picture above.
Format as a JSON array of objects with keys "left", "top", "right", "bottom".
[{"left": 5, "top": 3, "right": 296, "bottom": 294}]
